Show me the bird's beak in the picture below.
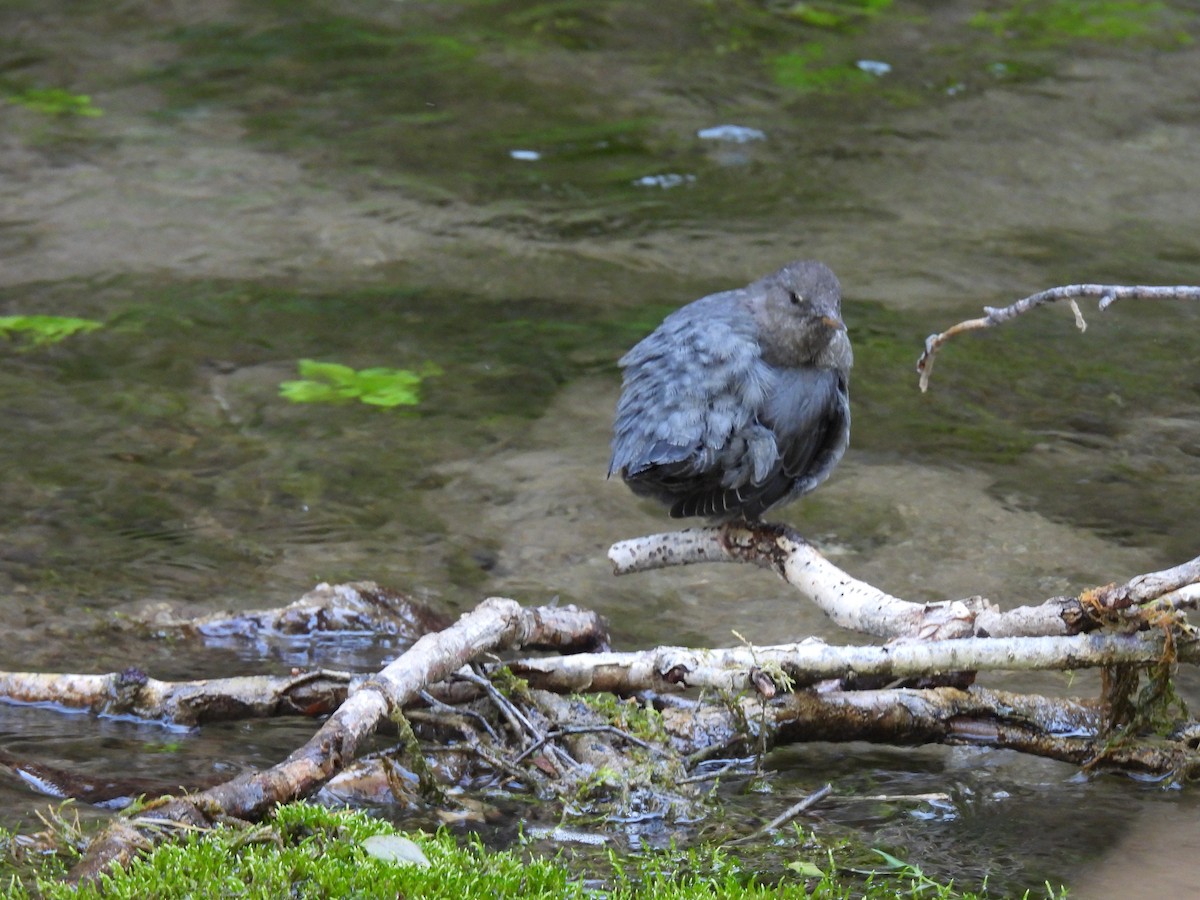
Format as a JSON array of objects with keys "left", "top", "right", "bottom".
[{"left": 819, "top": 315, "right": 845, "bottom": 331}]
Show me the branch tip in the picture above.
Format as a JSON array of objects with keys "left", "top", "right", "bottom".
[
  {"left": 1068, "top": 298, "right": 1087, "bottom": 332},
  {"left": 915, "top": 283, "right": 1200, "bottom": 390}
]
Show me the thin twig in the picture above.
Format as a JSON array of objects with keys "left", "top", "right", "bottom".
[
  {"left": 418, "top": 689, "right": 501, "bottom": 742},
  {"left": 510, "top": 725, "right": 671, "bottom": 766},
  {"left": 456, "top": 667, "right": 580, "bottom": 772},
  {"left": 677, "top": 758, "right": 757, "bottom": 784},
  {"left": 728, "top": 783, "right": 833, "bottom": 845},
  {"left": 424, "top": 744, "right": 548, "bottom": 795},
  {"left": 917, "top": 283, "right": 1200, "bottom": 392}
]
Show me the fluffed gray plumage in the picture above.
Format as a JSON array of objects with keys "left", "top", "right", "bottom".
[{"left": 608, "top": 260, "right": 852, "bottom": 522}]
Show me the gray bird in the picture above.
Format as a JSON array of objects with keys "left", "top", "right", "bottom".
[{"left": 608, "top": 260, "right": 852, "bottom": 522}]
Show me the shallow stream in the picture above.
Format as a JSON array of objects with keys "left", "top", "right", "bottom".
[{"left": 2, "top": 1, "right": 1200, "bottom": 894}]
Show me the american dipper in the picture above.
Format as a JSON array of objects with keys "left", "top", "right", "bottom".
[{"left": 609, "top": 260, "right": 851, "bottom": 521}]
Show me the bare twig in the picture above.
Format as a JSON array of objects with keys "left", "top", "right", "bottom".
[
  {"left": 418, "top": 689, "right": 501, "bottom": 742},
  {"left": 916, "top": 284, "right": 1200, "bottom": 391},
  {"left": 455, "top": 667, "right": 580, "bottom": 773},
  {"left": 677, "top": 758, "right": 756, "bottom": 784},
  {"left": 728, "top": 783, "right": 833, "bottom": 845}
]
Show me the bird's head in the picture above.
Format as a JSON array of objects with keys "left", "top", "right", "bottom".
[{"left": 752, "top": 260, "right": 852, "bottom": 370}]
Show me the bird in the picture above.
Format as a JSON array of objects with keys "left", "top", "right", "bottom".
[{"left": 608, "top": 260, "right": 851, "bottom": 522}]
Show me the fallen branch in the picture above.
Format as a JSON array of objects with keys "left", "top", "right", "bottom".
[
  {"left": 68, "top": 598, "right": 606, "bottom": 885},
  {"left": 611, "top": 524, "right": 985, "bottom": 639},
  {"left": 139, "top": 580, "right": 452, "bottom": 640},
  {"left": 759, "top": 686, "right": 1197, "bottom": 777},
  {"left": 915, "top": 283, "right": 1200, "bottom": 392},
  {"left": 315, "top": 681, "right": 1194, "bottom": 812},
  {"left": 505, "top": 630, "right": 1197, "bottom": 695},
  {"left": 0, "top": 669, "right": 354, "bottom": 728}
]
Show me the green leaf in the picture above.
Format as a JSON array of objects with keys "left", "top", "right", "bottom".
[
  {"left": 0, "top": 315, "right": 104, "bottom": 349},
  {"left": 786, "top": 860, "right": 827, "bottom": 878},
  {"left": 361, "top": 834, "right": 431, "bottom": 868},
  {"left": 295, "top": 359, "right": 359, "bottom": 386},
  {"left": 278, "top": 379, "right": 341, "bottom": 404},
  {"left": 5, "top": 87, "right": 104, "bottom": 117},
  {"left": 280, "top": 359, "right": 440, "bottom": 408}
]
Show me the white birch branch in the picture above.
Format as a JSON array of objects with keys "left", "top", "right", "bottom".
[
  {"left": 0, "top": 669, "right": 353, "bottom": 727},
  {"left": 916, "top": 283, "right": 1200, "bottom": 392},
  {"left": 610, "top": 524, "right": 1200, "bottom": 641},
  {"left": 506, "top": 630, "right": 1197, "bottom": 695},
  {"left": 610, "top": 524, "right": 987, "bottom": 640}
]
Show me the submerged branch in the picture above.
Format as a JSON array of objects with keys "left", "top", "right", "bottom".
[
  {"left": 0, "top": 669, "right": 354, "bottom": 727},
  {"left": 760, "top": 686, "right": 1198, "bottom": 777}
]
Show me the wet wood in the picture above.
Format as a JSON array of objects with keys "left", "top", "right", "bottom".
[
  {"left": 5, "top": 534, "right": 1191, "bottom": 887},
  {"left": 137, "top": 580, "right": 452, "bottom": 640},
  {"left": 668, "top": 685, "right": 1198, "bottom": 776},
  {"left": 67, "top": 598, "right": 607, "bottom": 885},
  {"left": 0, "top": 669, "right": 353, "bottom": 726}
]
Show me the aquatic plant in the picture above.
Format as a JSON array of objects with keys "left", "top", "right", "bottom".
[
  {"left": 279, "top": 358, "right": 442, "bottom": 408},
  {"left": 0, "top": 315, "right": 104, "bottom": 349},
  {"left": 3, "top": 87, "right": 103, "bottom": 117}
]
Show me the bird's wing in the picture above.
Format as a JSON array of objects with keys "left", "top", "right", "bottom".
[
  {"left": 609, "top": 294, "right": 769, "bottom": 478},
  {"left": 668, "top": 367, "right": 849, "bottom": 520}
]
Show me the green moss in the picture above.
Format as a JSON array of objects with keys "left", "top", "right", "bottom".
[
  {"left": 578, "top": 693, "right": 670, "bottom": 745},
  {"left": 784, "top": 0, "right": 894, "bottom": 30},
  {"left": 771, "top": 43, "right": 875, "bottom": 93},
  {"left": 971, "top": 1, "right": 1191, "bottom": 47},
  {"left": 150, "top": 4, "right": 654, "bottom": 201},
  {"left": 0, "top": 802, "right": 1050, "bottom": 898}
]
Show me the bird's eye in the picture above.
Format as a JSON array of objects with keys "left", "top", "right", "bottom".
[{"left": 788, "top": 290, "right": 803, "bottom": 306}]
